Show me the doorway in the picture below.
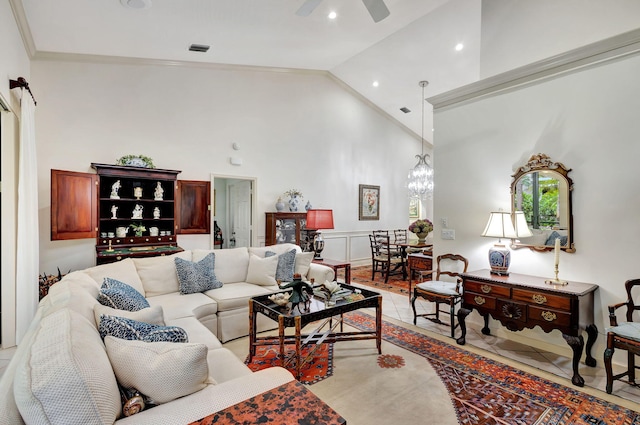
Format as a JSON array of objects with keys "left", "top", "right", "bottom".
[{"left": 211, "top": 174, "right": 257, "bottom": 249}]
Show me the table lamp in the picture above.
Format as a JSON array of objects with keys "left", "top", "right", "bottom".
[
  {"left": 481, "top": 211, "right": 518, "bottom": 275},
  {"left": 306, "top": 209, "right": 334, "bottom": 260}
]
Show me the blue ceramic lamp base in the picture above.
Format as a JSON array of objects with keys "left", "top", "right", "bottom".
[{"left": 488, "top": 244, "right": 511, "bottom": 276}]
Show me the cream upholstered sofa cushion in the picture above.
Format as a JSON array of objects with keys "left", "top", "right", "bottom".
[
  {"left": 93, "top": 304, "right": 165, "bottom": 328},
  {"left": 104, "top": 337, "right": 210, "bottom": 404},
  {"left": 193, "top": 248, "right": 250, "bottom": 284},
  {"left": 85, "top": 258, "right": 146, "bottom": 297},
  {"left": 13, "top": 309, "right": 121, "bottom": 425},
  {"left": 134, "top": 251, "right": 192, "bottom": 297}
]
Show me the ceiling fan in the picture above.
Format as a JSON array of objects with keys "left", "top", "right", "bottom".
[{"left": 296, "top": 0, "right": 390, "bottom": 23}]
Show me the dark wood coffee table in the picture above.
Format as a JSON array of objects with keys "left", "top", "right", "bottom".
[{"left": 249, "top": 283, "right": 382, "bottom": 380}]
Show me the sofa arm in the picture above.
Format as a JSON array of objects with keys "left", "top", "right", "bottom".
[
  {"left": 115, "top": 367, "right": 294, "bottom": 425},
  {"left": 308, "top": 263, "right": 335, "bottom": 283}
]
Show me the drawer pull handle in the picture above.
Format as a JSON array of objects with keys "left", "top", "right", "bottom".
[
  {"left": 480, "top": 285, "right": 492, "bottom": 294},
  {"left": 474, "top": 296, "right": 486, "bottom": 305},
  {"left": 532, "top": 294, "right": 547, "bottom": 304},
  {"left": 541, "top": 311, "right": 557, "bottom": 322}
]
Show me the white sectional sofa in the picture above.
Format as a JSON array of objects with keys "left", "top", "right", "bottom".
[{"left": 0, "top": 243, "right": 335, "bottom": 425}]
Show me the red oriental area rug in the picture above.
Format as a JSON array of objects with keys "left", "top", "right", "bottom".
[
  {"left": 344, "top": 312, "right": 640, "bottom": 425},
  {"left": 351, "top": 265, "right": 411, "bottom": 296},
  {"left": 245, "top": 339, "right": 334, "bottom": 385}
]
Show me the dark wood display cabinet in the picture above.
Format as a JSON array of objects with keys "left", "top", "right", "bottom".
[
  {"left": 51, "top": 164, "right": 210, "bottom": 264},
  {"left": 92, "top": 163, "right": 181, "bottom": 264},
  {"left": 265, "top": 212, "right": 313, "bottom": 250}
]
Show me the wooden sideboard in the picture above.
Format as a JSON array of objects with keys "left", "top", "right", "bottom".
[{"left": 457, "top": 269, "right": 598, "bottom": 387}]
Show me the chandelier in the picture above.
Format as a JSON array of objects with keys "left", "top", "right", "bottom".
[{"left": 407, "top": 80, "right": 434, "bottom": 200}]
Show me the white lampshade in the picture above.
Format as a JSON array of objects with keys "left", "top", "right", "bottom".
[
  {"left": 481, "top": 212, "right": 517, "bottom": 240},
  {"left": 512, "top": 211, "right": 533, "bottom": 238}
]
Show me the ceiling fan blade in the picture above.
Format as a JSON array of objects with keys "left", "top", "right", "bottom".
[
  {"left": 362, "top": 0, "right": 390, "bottom": 22},
  {"left": 295, "top": 0, "right": 323, "bottom": 17}
]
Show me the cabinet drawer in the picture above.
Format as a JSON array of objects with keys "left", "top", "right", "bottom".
[
  {"left": 496, "top": 299, "right": 527, "bottom": 323},
  {"left": 512, "top": 289, "right": 571, "bottom": 311},
  {"left": 529, "top": 305, "right": 572, "bottom": 327},
  {"left": 464, "top": 280, "right": 510, "bottom": 298},
  {"left": 464, "top": 292, "right": 496, "bottom": 310}
]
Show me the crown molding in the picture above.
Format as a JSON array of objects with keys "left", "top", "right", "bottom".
[
  {"left": 9, "top": 0, "right": 36, "bottom": 58},
  {"left": 428, "top": 27, "right": 640, "bottom": 111}
]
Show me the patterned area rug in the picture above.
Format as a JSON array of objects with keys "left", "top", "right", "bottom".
[
  {"left": 351, "top": 265, "right": 411, "bottom": 296},
  {"left": 244, "top": 339, "right": 334, "bottom": 385},
  {"left": 345, "top": 312, "right": 640, "bottom": 425}
]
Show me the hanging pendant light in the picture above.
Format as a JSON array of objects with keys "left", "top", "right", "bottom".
[{"left": 407, "top": 80, "right": 434, "bottom": 200}]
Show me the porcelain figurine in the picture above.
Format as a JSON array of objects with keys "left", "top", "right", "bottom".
[
  {"left": 154, "top": 182, "right": 164, "bottom": 201},
  {"left": 132, "top": 204, "right": 143, "bottom": 219},
  {"left": 110, "top": 180, "right": 121, "bottom": 199}
]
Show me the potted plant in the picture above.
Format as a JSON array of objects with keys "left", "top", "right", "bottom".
[{"left": 129, "top": 222, "right": 147, "bottom": 237}]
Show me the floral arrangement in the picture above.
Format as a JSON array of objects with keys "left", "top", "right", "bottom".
[
  {"left": 284, "top": 189, "right": 303, "bottom": 199},
  {"left": 129, "top": 222, "right": 147, "bottom": 236},
  {"left": 409, "top": 218, "right": 434, "bottom": 235}
]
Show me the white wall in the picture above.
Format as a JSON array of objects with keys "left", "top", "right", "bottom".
[
  {"left": 480, "top": 0, "right": 640, "bottom": 78},
  {"left": 432, "top": 50, "right": 640, "bottom": 361},
  {"left": 30, "top": 59, "right": 422, "bottom": 274}
]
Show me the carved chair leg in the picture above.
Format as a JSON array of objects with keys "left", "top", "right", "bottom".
[
  {"left": 584, "top": 324, "right": 598, "bottom": 367},
  {"left": 449, "top": 298, "right": 456, "bottom": 338},
  {"left": 604, "top": 333, "right": 615, "bottom": 394},
  {"left": 629, "top": 351, "right": 636, "bottom": 384},
  {"left": 411, "top": 292, "right": 418, "bottom": 325}
]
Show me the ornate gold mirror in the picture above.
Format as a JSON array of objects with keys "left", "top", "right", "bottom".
[{"left": 511, "top": 153, "right": 574, "bottom": 252}]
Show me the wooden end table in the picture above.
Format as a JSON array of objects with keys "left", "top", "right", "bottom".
[
  {"left": 249, "top": 283, "right": 381, "bottom": 380},
  {"left": 313, "top": 258, "right": 351, "bottom": 283}
]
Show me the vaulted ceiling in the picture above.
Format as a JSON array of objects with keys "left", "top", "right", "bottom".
[{"left": 11, "top": 0, "right": 640, "bottom": 142}]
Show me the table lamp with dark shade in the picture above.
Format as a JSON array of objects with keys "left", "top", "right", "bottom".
[{"left": 306, "top": 209, "right": 334, "bottom": 260}]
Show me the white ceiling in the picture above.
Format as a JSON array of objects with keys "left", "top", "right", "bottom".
[{"left": 15, "top": 0, "right": 483, "bottom": 141}]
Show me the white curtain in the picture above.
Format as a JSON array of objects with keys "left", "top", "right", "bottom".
[{"left": 15, "top": 89, "right": 38, "bottom": 344}]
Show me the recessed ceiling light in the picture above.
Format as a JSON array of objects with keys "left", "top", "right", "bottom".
[
  {"left": 455, "top": 43, "right": 464, "bottom": 51},
  {"left": 372, "top": 81, "right": 379, "bottom": 87},
  {"left": 328, "top": 11, "right": 337, "bottom": 19},
  {"left": 120, "top": 0, "right": 152, "bottom": 9}
]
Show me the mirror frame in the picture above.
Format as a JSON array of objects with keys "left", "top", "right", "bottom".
[{"left": 510, "top": 153, "right": 575, "bottom": 253}]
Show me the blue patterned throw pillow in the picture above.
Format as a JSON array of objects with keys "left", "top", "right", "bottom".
[
  {"left": 175, "top": 253, "right": 223, "bottom": 295},
  {"left": 97, "top": 278, "right": 150, "bottom": 311},
  {"left": 98, "top": 315, "right": 188, "bottom": 343},
  {"left": 265, "top": 249, "right": 297, "bottom": 282},
  {"left": 544, "top": 230, "right": 568, "bottom": 246}
]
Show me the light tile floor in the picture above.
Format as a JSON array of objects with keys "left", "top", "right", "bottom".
[{"left": 1, "top": 284, "right": 638, "bottom": 406}]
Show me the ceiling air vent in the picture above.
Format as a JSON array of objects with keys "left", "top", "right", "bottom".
[
  {"left": 400, "top": 107, "right": 411, "bottom": 113},
  {"left": 189, "top": 44, "right": 210, "bottom": 53}
]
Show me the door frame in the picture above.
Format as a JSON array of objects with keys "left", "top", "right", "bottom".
[{"left": 210, "top": 173, "right": 257, "bottom": 248}]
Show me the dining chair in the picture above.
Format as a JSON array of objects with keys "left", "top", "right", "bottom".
[
  {"left": 394, "top": 229, "right": 422, "bottom": 254},
  {"left": 604, "top": 278, "right": 640, "bottom": 394},
  {"left": 411, "top": 253, "right": 468, "bottom": 338},
  {"left": 369, "top": 234, "right": 404, "bottom": 283}
]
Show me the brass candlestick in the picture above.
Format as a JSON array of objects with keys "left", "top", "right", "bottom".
[
  {"left": 106, "top": 239, "right": 114, "bottom": 252},
  {"left": 545, "top": 264, "right": 568, "bottom": 285}
]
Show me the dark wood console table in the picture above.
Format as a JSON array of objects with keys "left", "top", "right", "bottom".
[{"left": 456, "top": 269, "right": 598, "bottom": 387}]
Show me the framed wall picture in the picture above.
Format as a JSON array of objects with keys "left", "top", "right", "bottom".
[
  {"left": 409, "top": 198, "right": 420, "bottom": 218},
  {"left": 359, "top": 184, "right": 380, "bottom": 220}
]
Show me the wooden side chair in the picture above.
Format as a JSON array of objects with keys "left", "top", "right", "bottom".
[
  {"left": 411, "top": 253, "right": 468, "bottom": 338},
  {"left": 604, "top": 278, "right": 640, "bottom": 394},
  {"left": 369, "top": 234, "right": 404, "bottom": 283}
]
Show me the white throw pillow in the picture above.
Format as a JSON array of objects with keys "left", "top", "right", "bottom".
[
  {"left": 245, "top": 254, "right": 278, "bottom": 286},
  {"left": 14, "top": 309, "right": 121, "bottom": 424},
  {"left": 86, "top": 258, "right": 146, "bottom": 297},
  {"left": 294, "top": 252, "right": 315, "bottom": 279},
  {"left": 104, "top": 337, "right": 210, "bottom": 404},
  {"left": 93, "top": 304, "right": 165, "bottom": 328}
]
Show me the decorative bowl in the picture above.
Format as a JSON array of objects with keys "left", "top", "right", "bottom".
[{"left": 268, "top": 292, "right": 291, "bottom": 307}]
